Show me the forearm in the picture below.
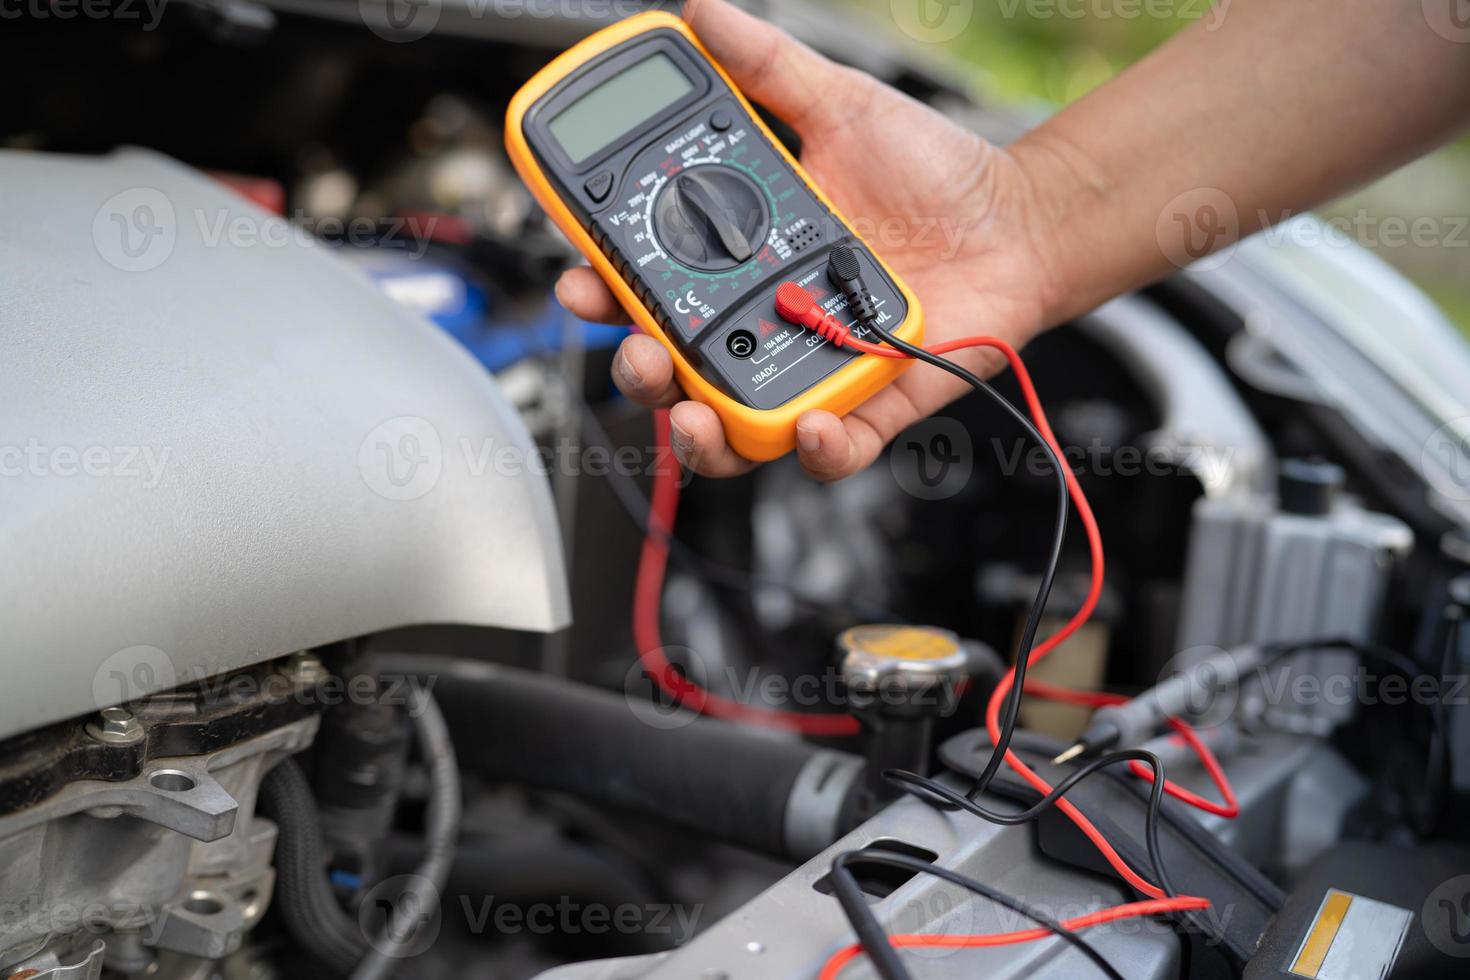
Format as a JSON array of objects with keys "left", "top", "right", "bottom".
[{"left": 1013, "top": 0, "right": 1470, "bottom": 325}]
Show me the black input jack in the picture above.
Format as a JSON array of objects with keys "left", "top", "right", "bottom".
[{"left": 725, "top": 329, "right": 757, "bottom": 359}]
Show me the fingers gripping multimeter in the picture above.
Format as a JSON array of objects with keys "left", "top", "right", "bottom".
[{"left": 505, "top": 12, "right": 923, "bottom": 461}]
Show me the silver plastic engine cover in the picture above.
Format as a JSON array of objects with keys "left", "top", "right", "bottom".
[{"left": 0, "top": 147, "right": 570, "bottom": 740}]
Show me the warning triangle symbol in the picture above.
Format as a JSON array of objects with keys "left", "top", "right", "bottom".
[
  {"left": 758, "top": 318, "right": 780, "bottom": 337},
  {"left": 687, "top": 315, "right": 704, "bottom": 331}
]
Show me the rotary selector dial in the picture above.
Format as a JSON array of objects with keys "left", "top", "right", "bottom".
[{"left": 651, "top": 166, "right": 769, "bottom": 272}]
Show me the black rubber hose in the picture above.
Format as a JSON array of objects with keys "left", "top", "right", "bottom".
[
  {"left": 373, "top": 655, "right": 860, "bottom": 859},
  {"left": 260, "top": 756, "right": 373, "bottom": 976},
  {"left": 385, "top": 834, "right": 672, "bottom": 954},
  {"left": 385, "top": 834, "right": 659, "bottom": 910}
]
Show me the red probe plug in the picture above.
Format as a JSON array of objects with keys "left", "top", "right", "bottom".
[{"left": 774, "top": 282, "right": 853, "bottom": 347}]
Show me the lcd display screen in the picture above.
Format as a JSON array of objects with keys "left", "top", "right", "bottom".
[{"left": 548, "top": 53, "right": 695, "bottom": 165}]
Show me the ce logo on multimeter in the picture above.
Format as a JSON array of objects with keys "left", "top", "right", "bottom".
[
  {"left": 671, "top": 289, "right": 705, "bottom": 317},
  {"left": 505, "top": 12, "right": 924, "bottom": 461}
]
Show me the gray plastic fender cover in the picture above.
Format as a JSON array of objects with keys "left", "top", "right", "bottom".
[{"left": 0, "top": 148, "right": 570, "bottom": 740}]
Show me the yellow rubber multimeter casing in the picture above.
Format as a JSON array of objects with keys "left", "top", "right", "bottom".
[{"left": 505, "top": 11, "right": 922, "bottom": 461}]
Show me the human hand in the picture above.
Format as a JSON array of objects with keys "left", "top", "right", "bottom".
[{"left": 555, "top": 0, "right": 1065, "bottom": 479}]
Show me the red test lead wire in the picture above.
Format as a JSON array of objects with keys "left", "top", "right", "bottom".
[
  {"left": 633, "top": 410, "right": 861, "bottom": 737},
  {"left": 1021, "top": 679, "right": 1240, "bottom": 819},
  {"left": 818, "top": 896, "right": 1212, "bottom": 980},
  {"left": 633, "top": 284, "right": 1233, "bottom": 957},
  {"left": 773, "top": 282, "right": 1220, "bottom": 974},
  {"left": 777, "top": 281, "right": 1178, "bottom": 896}
]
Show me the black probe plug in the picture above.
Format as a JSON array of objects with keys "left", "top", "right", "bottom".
[
  {"left": 1051, "top": 723, "right": 1122, "bottom": 765},
  {"left": 1051, "top": 644, "right": 1270, "bottom": 765},
  {"left": 826, "top": 245, "right": 879, "bottom": 325}
]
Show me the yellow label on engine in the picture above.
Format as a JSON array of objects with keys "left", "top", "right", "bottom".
[{"left": 1289, "top": 888, "right": 1412, "bottom": 979}]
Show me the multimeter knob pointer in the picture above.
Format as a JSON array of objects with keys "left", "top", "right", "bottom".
[{"left": 652, "top": 168, "right": 765, "bottom": 269}]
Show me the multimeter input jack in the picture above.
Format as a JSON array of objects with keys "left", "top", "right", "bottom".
[{"left": 725, "top": 329, "right": 757, "bottom": 359}]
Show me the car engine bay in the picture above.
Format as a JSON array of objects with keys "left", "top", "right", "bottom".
[{"left": 3, "top": 4, "right": 1470, "bottom": 979}]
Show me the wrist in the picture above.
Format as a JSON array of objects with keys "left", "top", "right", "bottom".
[{"left": 1005, "top": 130, "right": 1118, "bottom": 327}]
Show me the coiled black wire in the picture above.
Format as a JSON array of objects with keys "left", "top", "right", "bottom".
[
  {"left": 824, "top": 749, "right": 1177, "bottom": 980},
  {"left": 857, "top": 312, "right": 1069, "bottom": 801},
  {"left": 886, "top": 748, "right": 1178, "bottom": 898},
  {"left": 826, "top": 246, "right": 1179, "bottom": 979}
]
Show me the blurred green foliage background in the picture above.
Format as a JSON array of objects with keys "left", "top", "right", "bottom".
[{"left": 842, "top": 0, "right": 1470, "bottom": 334}]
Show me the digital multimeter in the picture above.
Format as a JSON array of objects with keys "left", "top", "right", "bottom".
[{"left": 505, "top": 11, "right": 923, "bottom": 461}]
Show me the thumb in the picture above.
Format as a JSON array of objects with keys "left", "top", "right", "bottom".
[{"left": 684, "top": 0, "right": 867, "bottom": 133}]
